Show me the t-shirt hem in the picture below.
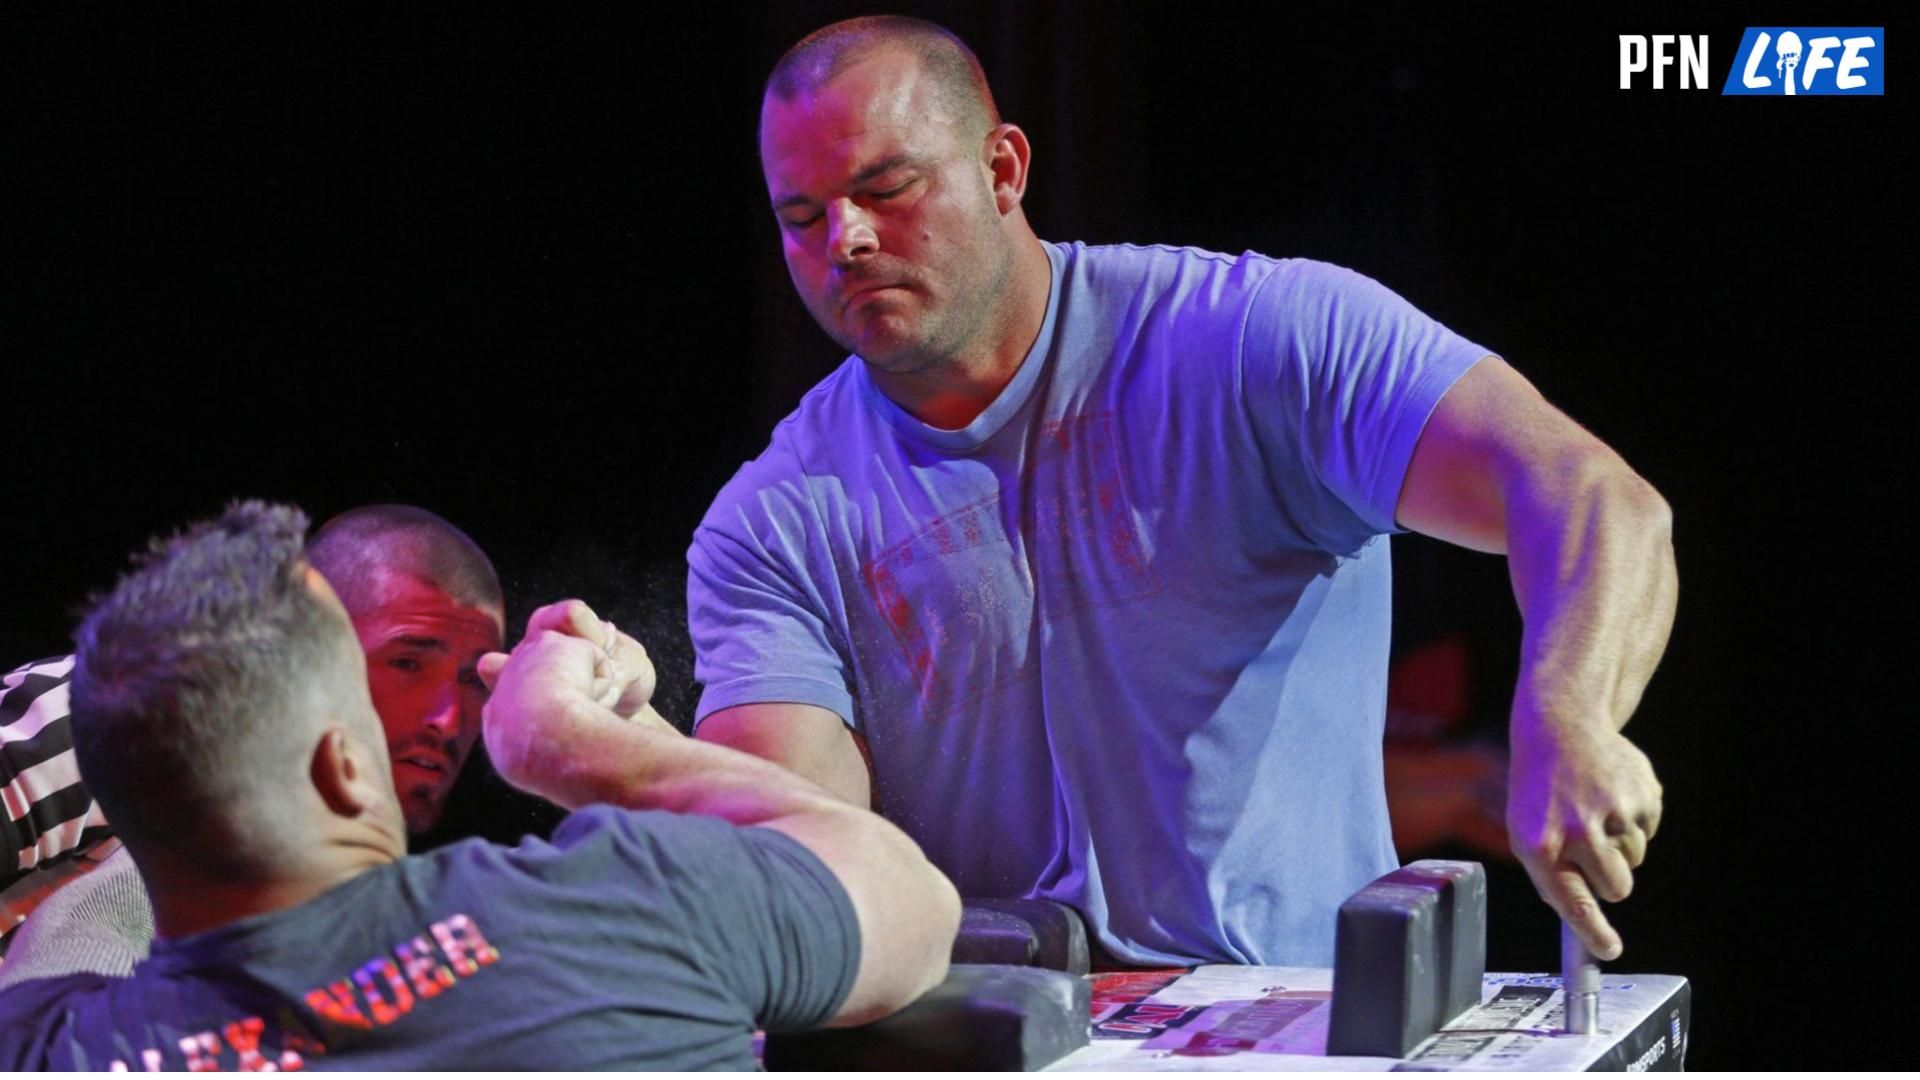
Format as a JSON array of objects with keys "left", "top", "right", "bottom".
[
  {"left": 1365, "top": 344, "right": 1496, "bottom": 533},
  {"left": 692, "top": 677, "right": 856, "bottom": 733}
]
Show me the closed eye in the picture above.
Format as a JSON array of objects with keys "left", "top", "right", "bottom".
[{"left": 782, "top": 180, "right": 914, "bottom": 229}]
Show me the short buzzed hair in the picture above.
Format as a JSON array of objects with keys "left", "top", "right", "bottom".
[
  {"left": 765, "top": 15, "right": 1001, "bottom": 138},
  {"left": 307, "top": 505, "right": 503, "bottom": 623},
  {"left": 72, "top": 502, "right": 369, "bottom": 879}
]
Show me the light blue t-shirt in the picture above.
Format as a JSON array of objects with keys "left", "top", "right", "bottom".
[{"left": 690, "top": 241, "right": 1489, "bottom": 965}]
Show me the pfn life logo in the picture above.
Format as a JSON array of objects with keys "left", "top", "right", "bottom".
[
  {"left": 1618, "top": 28, "right": 1884, "bottom": 94},
  {"left": 1721, "top": 28, "right": 1883, "bottom": 95},
  {"left": 1619, "top": 35, "right": 1712, "bottom": 89}
]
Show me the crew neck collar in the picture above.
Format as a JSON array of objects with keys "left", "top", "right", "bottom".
[{"left": 858, "top": 240, "right": 1064, "bottom": 452}]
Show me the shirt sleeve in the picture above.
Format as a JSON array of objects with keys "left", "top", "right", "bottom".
[
  {"left": 686, "top": 468, "right": 858, "bottom": 730},
  {"left": 1240, "top": 259, "right": 1491, "bottom": 552},
  {"left": 552, "top": 807, "right": 861, "bottom": 1034}
]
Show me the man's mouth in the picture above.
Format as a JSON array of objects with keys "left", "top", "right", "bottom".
[
  {"left": 396, "top": 753, "right": 449, "bottom": 775},
  {"left": 843, "top": 283, "right": 901, "bottom": 309}
]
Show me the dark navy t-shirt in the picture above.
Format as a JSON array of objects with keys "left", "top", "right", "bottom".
[{"left": 0, "top": 806, "right": 859, "bottom": 1070}]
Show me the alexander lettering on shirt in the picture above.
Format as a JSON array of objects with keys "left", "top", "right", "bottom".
[{"left": 106, "top": 913, "right": 499, "bottom": 1072}]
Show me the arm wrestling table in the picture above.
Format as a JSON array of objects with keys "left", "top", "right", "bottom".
[
  {"left": 768, "top": 962, "right": 1690, "bottom": 1072},
  {"left": 1058, "top": 965, "right": 1690, "bottom": 1071},
  {"left": 767, "top": 864, "right": 1691, "bottom": 1072}
]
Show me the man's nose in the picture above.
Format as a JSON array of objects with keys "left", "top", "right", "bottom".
[
  {"left": 424, "top": 688, "right": 462, "bottom": 739},
  {"left": 827, "top": 199, "right": 878, "bottom": 267}
]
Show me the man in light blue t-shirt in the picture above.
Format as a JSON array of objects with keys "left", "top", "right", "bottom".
[{"left": 690, "top": 16, "right": 1676, "bottom": 967}]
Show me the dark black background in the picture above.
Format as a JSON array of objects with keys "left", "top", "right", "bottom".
[{"left": 1, "top": 2, "right": 1907, "bottom": 1069}]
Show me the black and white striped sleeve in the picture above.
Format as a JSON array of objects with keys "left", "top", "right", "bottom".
[{"left": 1, "top": 656, "right": 109, "bottom": 888}]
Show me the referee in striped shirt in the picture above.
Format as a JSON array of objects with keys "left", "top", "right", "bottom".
[{"left": 0, "top": 655, "right": 111, "bottom": 953}]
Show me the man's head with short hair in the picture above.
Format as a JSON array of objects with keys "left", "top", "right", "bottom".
[
  {"left": 308, "top": 505, "right": 505, "bottom": 833},
  {"left": 764, "top": 16, "right": 1000, "bottom": 145},
  {"left": 760, "top": 17, "right": 1042, "bottom": 388},
  {"left": 307, "top": 505, "right": 502, "bottom": 623},
  {"left": 71, "top": 502, "right": 400, "bottom": 883}
]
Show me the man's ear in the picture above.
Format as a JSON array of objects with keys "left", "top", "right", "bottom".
[
  {"left": 983, "top": 122, "right": 1032, "bottom": 214},
  {"left": 311, "top": 726, "right": 385, "bottom": 818}
]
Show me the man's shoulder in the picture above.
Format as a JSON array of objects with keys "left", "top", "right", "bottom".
[
  {"left": 0, "top": 972, "right": 110, "bottom": 1068},
  {"left": 1063, "top": 243, "right": 1405, "bottom": 354},
  {"left": 518, "top": 808, "right": 852, "bottom": 950},
  {"left": 1, "top": 654, "right": 76, "bottom": 759},
  {"left": 1, "top": 653, "right": 78, "bottom": 763},
  {"left": 695, "top": 360, "right": 872, "bottom": 539},
  {"left": 1063, "top": 239, "right": 1284, "bottom": 287},
  {"left": 1, "top": 654, "right": 75, "bottom": 722},
  {"left": 1071, "top": 238, "right": 1264, "bottom": 267},
  {"left": 1058, "top": 240, "right": 1347, "bottom": 333},
  {"left": 489, "top": 805, "right": 747, "bottom": 880},
  {"left": 1, "top": 653, "right": 105, "bottom": 892},
  {"left": 546, "top": 804, "right": 769, "bottom": 867},
  {"left": 548, "top": 803, "right": 709, "bottom": 846},
  {"left": 3, "top": 654, "right": 75, "bottom": 683},
  {"left": 545, "top": 807, "right": 835, "bottom": 896},
  {"left": 1062, "top": 239, "right": 1357, "bottom": 299}
]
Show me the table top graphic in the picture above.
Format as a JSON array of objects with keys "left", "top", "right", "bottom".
[{"left": 1051, "top": 966, "right": 1691, "bottom": 1071}]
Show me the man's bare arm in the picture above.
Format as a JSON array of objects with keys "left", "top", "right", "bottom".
[
  {"left": 698, "top": 702, "right": 874, "bottom": 809},
  {"left": 1397, "top": 356, "right": 1676, "bottom": 961},
  {"left": 480, "top": 613, "right": 955, "bottom": 1027}
]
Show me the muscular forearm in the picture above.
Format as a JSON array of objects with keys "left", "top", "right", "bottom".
[
  {"left": 1400, "top": 358, "right": 1671, "bottom": 957},
  {"left": 1504, "top": 450, "right": 1676, "bottom": 734},
  {"left": 697, "top": 703, "right": 875, "bottom": 809},
  {"left": 495, "top": 693, "right": 851, "bottom": 827},
  {"left": 1500, "top": 448, "right": 1674, "bottom": 957}
]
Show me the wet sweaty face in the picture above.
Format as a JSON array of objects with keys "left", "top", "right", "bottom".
[
  {"left": 352, "top": 574, "right": 504, "bottom": 834},
  {"left": 760, "top": 50, "right": 1010, "bottom": 375}
]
